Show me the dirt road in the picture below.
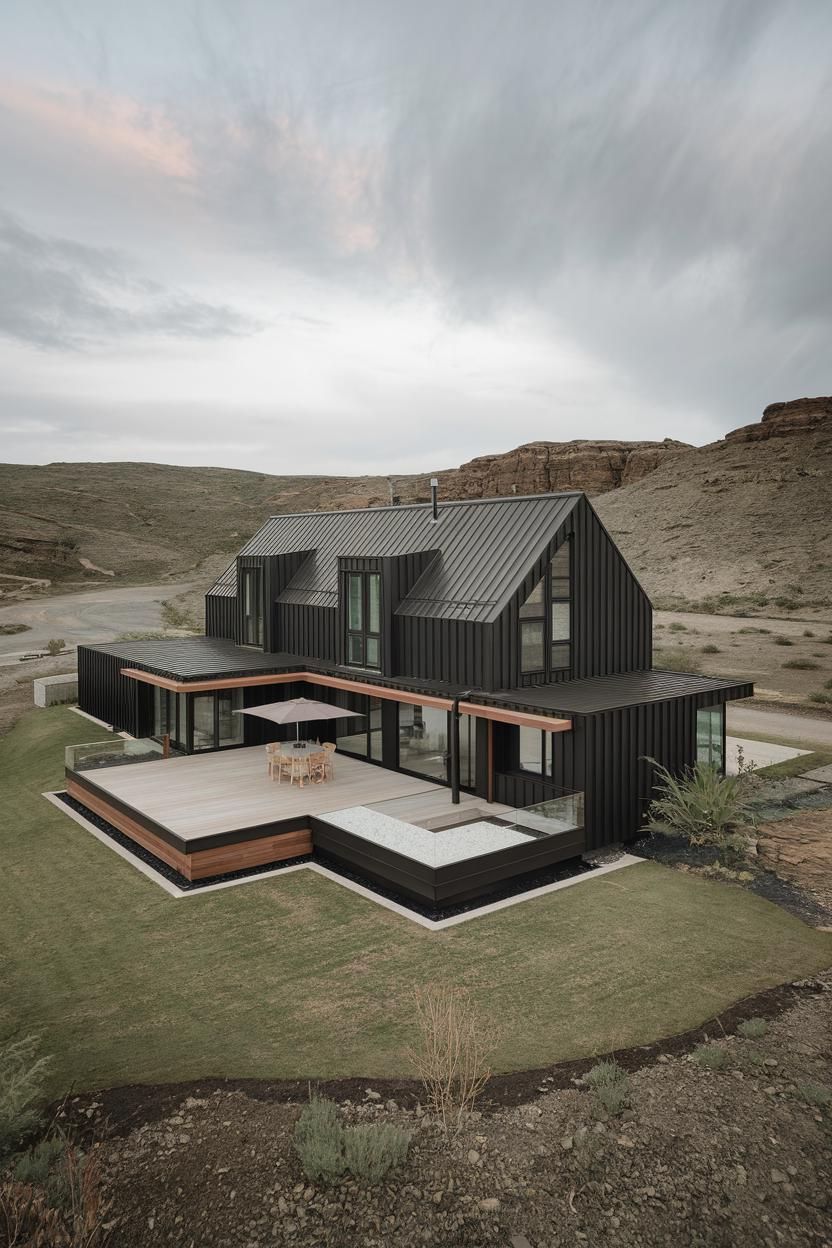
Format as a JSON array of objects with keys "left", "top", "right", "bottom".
[
  {"left": 0, "top": 582, "right": 196, "bottom": 660},
  {"left": 727, "top": 704, "right": 832, "bottom": 749}
]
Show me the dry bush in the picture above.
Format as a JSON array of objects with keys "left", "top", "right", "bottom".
[
  {"left": 0, "top": 1146, "right": 111, "bottom": 1248},
  {"left": 0, "top": 1034, "right": 52, "bottom": 1167},
  {"left": 408, "top": 985, "right": 494, "bottom": 1135}
]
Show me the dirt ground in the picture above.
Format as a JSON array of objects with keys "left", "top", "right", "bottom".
[
  {"left": 655, "top": 609, "right": 832, "bottom": 707},
  {"left": 55, "top": 973, "right": 832, "bottom": 1248}
]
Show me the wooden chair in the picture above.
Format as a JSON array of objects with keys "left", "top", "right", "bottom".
[
  {"left": 307, "top": 751, "right": 327, "bottom": 784},
  {"left": 322, "top": 742, "right": 336, "bottom": 780},
  {"left": 265, "top": 743, "right": 282, "bottom": 780}
]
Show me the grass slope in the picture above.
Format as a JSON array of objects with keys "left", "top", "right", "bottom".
[{"left": 2, "top": 707, "right": 830, "bottom": 1098}]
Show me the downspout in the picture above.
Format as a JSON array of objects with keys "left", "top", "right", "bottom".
[{"left": 449, "top": 690, "right": 473, "bottom": 804}]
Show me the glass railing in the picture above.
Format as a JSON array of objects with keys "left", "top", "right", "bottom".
[
  {"left": 503, "top": 791, "right": 585, "bottom": 839},
  {"left": 65, "top": 737, "right": 166, "bottom": 773}
]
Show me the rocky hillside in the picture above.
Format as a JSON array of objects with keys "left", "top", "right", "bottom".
[
  {"left": 594, "top": 398, "right": 832, "bottom": 606},
  {"left": 437, "top": 438, "right": 689, "bottom": 499},
  {"left": 0, "top": 399, "right": 829, "bottom": 609}
]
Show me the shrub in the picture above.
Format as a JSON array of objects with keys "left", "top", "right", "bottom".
[
  {"left": 644, "top": 761, "right": 753, "bottom": 862},
  {"left": 822, "top": 634, "right": 832, "bottom": 645},
  {"left": 11, "top": 1135, "right": 73, "bottom": 1210},
  {"left": 774, "top": 596, "right": 799, "bottom": 610},
  {"left": 737, "top": 626, "right": 770, "bottom": 634},
  {"left": 584, "top": 1060, "right": 630, "bottom": 1117},
  {"left": 409, "top": 985, "right": 494, "bottom": 1135},
  {"left": 797, "top": 1081, "right": 831, "bottom": 1107},
  {"left": 653, "top": 647, "right": 702, "bottom": 673},
  {"left": 804, "top": 630, "right": 816, "bottom": 638},
  {"left": 342, "top": 1122, "right": 411, "bottom": 1183},
  {"left": 781, "top": 659, "right": 820, "bottom": 670},
  {"left": 294, "top": 1097, "right": 411, "bottom": 1184},
  {"left": 737, "top": 1017, "right": 767, "bottom": 1040},
  {"left": 809, "top": 692, "right": 832, "bottom": 704},
  {"left": 0, "top": 1146, "right": 109, "bottom": 1246},
  {"left": 702, "top": 644, "right": 720, "bottom": 654},
  {"left": 692, "top": 1044, "right": 728, "bottom": 1070},
  {"left": 773, "top": 636, "right": 794, "bottom": 646},
  {"left": 45, "top": 638, "right": 66, "bottom": 656},
  {"left": 0, "top": 1035, "right": 51, "bottom": 1167},
  {"left": 824, "top": 679, "right": 832, "bottom": 690},
  {"left": 294, "top": 1096, "right": 347, "bottom": 1181},
  {"left": 668, "top": 622, "right": 687, "bottom": 632}
]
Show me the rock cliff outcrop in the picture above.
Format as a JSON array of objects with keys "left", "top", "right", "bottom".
[
  {"left": 438, "top": 438, "right": 689, "bottom": 500},
  {"left": 726, "top": 396, "right": 831, "bottom": 443}
]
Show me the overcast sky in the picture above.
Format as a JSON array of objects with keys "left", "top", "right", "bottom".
[{"left": 1, "top": 1, "right": 829, "bottom": 475}]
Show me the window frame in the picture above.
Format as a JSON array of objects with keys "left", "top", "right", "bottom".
[
  {"left": 240, "top": 565, "right": 264, "bottom": 648},
  {"left": 344, "top": 569, "right": 382, "bottom": 672},
  {"left": 519, "top": 539, "right": 572, "bottom": 677}
]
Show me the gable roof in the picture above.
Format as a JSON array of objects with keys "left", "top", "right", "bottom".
[{"left": 208, "top": 493, "right": 581, "bottom": 623}]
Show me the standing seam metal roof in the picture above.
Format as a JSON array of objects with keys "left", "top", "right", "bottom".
[{"left": 208, "top": 494, "right": 581, "bottom": 623}]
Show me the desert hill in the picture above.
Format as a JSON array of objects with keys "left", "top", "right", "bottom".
[
  {"left": 592, "top": 397, "right": 832, "bottom": 606},
  {"left": 0, "top": 399, "right": 829, "bottom": 610}
]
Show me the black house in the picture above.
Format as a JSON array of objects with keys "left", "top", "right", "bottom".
[{"left": 77, "top": 490, "right": 752, "bottom": 852}]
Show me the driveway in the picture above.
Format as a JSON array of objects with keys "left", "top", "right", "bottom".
[
  {"left": 0, "top": 583, "right": 196, "bottom": 660},
  {"left": 727, "top": 704, "right": 832, "bottom": 750}
]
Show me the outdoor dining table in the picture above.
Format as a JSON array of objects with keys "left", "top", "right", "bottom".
[{"left": 266, "top": 742, "right": 327, "bottom": 786}]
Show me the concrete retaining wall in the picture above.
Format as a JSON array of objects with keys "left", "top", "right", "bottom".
[{"left": 34, "top": 673, "right": 79, "bottom": 707}]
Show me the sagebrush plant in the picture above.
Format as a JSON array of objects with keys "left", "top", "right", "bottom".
[
  {"left": 644, "top": 760, "right": 754, "bottom": 863},
  {"left": 408, "top": 985, "right": 494, "bottom": 1136},
  {"left": 797, "top": 1082, "right": 831, "bottom": 1108},
  {"left": 294, "top": 1095, "right": 411, "bottom": 1185},
  {"left": 653, "top": 647, "right": 702, "bottom": 673},
  {"left": 45, "top": 638, "right": 66, "bottom": 656},
  {"left": 294, "top": 1095, "right": 346, "bottom": 1182},
  {"left": 342, "top": 1122, "right": 411, "bottom": 1183},
  {"left": 692, "top": 1044, "right": 728, "bottom": 1070},
  {"left": 584, "top": 1060, "right": 630, "bottom": 1116},
  {"left": 0, "top": 1035, "right": 52, "bottom": 1167},
  {"left": 737, "top": 1017, "right": 767, "bottom": 1040}
]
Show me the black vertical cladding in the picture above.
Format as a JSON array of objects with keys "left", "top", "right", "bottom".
[
  {"left": 493, "top": 496, "right": 652, "bottom": 691},
  {"left": 276, "top": 603, "right": 337, "bottom": 663},
  {"left": 205, "top": 593, "right": 238, "bottom": 642},
  {"left": 581, "top": 688, "right": 741, "bottom": 849},
  {"left": 234, "top": 552, "right": 313, "bottom": 653},
  {"left": 76, "top": 645, "right": 151, "bottom": 737}
]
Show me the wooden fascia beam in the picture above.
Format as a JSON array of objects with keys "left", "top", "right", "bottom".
[{"left": 120, "top": 668, "right": 571, "bottom": 732}]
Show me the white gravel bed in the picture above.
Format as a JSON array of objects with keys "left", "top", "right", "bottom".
[{"left": 321, "top": 805, "right": 535, "bottom": 866}]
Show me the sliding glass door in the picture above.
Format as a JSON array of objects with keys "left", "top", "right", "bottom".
[
  {"left": 153, "top": 688, "right": 243, "bottom": 752},
  {"left": 398, "top": 704, "right": 449, "bottom": 783}
]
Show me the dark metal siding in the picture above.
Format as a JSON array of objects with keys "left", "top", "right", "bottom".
[
  {"left": 492, "top": 496, "right": 652, "bottom": 691},
  {"left": 205, "top": 593, "right": 238, "bottom": 641},
  {"left": 276, "top": 603, "right": 337, "bottom": 662},
  {"left": 583, "top": 685, "right": 751, "bottom": 849},
  {"left": 247, "top": 493, "right": 581, "bottom": 622},
  {"left": 77, "top": 645, "right": 151, "bottom": 736}
]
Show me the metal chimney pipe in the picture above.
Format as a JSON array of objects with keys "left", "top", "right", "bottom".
[{"left": 430, "top": 477, "right": 439, "bottom": 521}]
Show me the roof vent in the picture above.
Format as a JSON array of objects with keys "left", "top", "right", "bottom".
[{"left": 430, "top": 477, "right": 439, "bottom": 522}]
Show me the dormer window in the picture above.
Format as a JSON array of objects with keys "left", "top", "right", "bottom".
[
  {"left": 345, "top": 570, "right": 381, "bottom": 670},
  {"left": 519, "top": 540, "right": 571, "bottom": 676},
  {"left": 240, "top": 566, "right": 264, "bottom": 647}
]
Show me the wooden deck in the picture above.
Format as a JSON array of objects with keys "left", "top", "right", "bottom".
[{"left": 77, "top": 747, "right": 498, "bottom": 844}]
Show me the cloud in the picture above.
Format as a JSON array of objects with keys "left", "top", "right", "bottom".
[{"left": 0, "top": 210, "right": 262, "bottom": 349}]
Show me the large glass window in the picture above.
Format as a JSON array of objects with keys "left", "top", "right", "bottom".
[
  {"left": 154, "top": 688, "right": 243, "bottom": 752},
  {"left": 192, "top": 693, "right": 215, "bottom": 751},
  {"left": 398, "top": 704, "right": 448, "bottom": 782},
  {"left": 518, "top": 727, "right": 554, "bottom": 775},
  {"left": 345, "top": 570, "right": 381, "bottom": 671},
  {"left": 218, "top": 690, "right": 244, "bottom": 746},
  {"left": 519, "top": 540, "right": 572, "bottom": 675},
  {"left": 696, "top": 704, "right": 724, "bottom": 771},
  {"left": 459, "top": 713, "right": 478, "bottom": 790},
  {"left": 336, "top": 695, "right": 382, "bottom": 759},
  {"left": 241, "top": 566, "right": 264, "bottom": 647}
]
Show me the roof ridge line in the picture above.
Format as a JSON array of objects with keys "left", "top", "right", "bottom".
[{"left": 261, "top": 491, "right": 586, "bottom": 520}]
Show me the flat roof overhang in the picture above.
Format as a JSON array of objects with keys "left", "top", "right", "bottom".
[{"left": 119, "top": 666, "right": 572, "bottom": 735}]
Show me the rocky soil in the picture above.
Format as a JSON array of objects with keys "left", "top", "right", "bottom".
[{"left": 63, "top": 974, "right": 832, "bottom": 1248}]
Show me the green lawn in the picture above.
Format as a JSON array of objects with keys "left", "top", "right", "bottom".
[{"left": 2, "top": 707, "right": 831, "bottom": 1098}]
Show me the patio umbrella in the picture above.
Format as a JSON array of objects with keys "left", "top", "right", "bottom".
[{"left": 234, "top": 697, "right": 363, "bottom": 744}]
